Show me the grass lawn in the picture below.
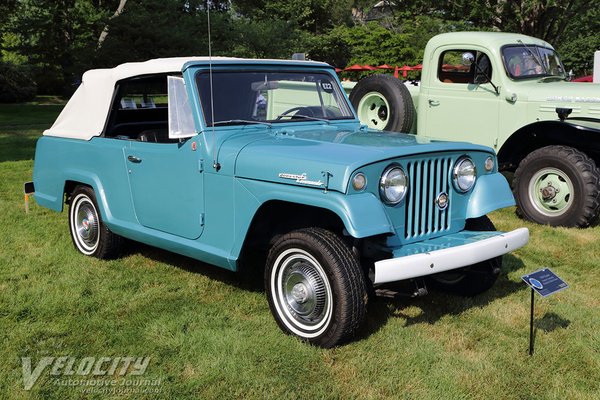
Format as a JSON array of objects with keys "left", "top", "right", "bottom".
[{"left": 1, "top": 102, "right": 599, "bottom": 399}]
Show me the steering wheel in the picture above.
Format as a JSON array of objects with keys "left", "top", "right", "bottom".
[
  {"left": 276, "top": 106, "right": 311, "bottom": 120},
  {"left": 520, "top": 68, "right": 537, "bottom": 75}
]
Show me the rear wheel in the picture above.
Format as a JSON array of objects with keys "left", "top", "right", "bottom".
[
  {"left": 265, "top": 228, "right": 367, "bottom": 348},
  {"left": 68, "top": 186, "right": 123, "bottom": 259},
  {"left": 514, "top": 145, "right": 600, "bottom": 227},
  {"left": 427, "top": 216, "right": 501, "bottom": 296}
]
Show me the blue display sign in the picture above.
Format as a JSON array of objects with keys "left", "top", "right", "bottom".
[{"left": 522, "top": 268, "right": 568, "bottom": 297}]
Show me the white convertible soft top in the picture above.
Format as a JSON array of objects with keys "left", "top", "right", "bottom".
[{"left": 43, "top": 57, "right": 235, "bottom": 140}]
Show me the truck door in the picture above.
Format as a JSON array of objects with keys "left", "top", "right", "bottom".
[{"left": 419, "top": 48, "right": 500, "bottom": 149}]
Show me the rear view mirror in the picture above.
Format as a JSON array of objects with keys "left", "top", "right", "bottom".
[{"left": 251, "top": 81, "right": 279, "bottom": 91}]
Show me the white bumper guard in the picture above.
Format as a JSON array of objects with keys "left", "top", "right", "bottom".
[{"left": 373, "top": 228, "right": 530, "bottom": 284}]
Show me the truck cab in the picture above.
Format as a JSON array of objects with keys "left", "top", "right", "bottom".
[{"left": 350, "top": 32, "right": 600, "bottom": 228}]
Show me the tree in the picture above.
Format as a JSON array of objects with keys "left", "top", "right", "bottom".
[
  {"left": 388, "top": 0, "right": 596, "bottom": 46},
  {"left": 3, "top": 0, "right": 112, "bottom": 93}
]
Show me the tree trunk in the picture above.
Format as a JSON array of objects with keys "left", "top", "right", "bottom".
[{"left": 97, "top": 0, "right": 127, "bottom": 48}]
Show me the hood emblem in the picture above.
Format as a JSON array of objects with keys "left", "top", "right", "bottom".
[{"left": 278, "top": 173, "right": 323, "bottom": 187}]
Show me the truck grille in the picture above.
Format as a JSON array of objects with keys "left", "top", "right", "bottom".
[{"left": 405, "top": 157, "right": 452, "bottom": 239}]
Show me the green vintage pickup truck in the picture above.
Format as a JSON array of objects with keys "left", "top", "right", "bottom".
[{"left": 347, "top": 32, "right": 600, "bottom": 228}]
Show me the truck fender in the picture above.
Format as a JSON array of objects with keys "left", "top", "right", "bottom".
[{"left": 498, "top": 119, "right": 600, "bottom": 169}]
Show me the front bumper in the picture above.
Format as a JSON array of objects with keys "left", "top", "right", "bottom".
[{"left": 373, "top": 228, "right": 529, "bottom": 284}]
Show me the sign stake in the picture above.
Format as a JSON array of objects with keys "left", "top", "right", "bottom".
[{"left": 529, "top": 287, "right": 535, "bottom": 356}]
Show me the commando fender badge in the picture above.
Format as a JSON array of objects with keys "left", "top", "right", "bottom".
[{"left": 278, "top": 172, "right": 323, "bottom": 187}]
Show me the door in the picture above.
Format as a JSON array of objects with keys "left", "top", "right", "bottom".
[
  {"left": 420, "top": 48, "right": 501, "bottom": 150},
  {"left": 127, "top": 138, "right": 204, "bottom": 239}
]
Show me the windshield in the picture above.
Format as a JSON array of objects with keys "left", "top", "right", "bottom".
[
  {"left": 196, "top": 70, "right": 354, "bottom": 126},
  {"left": 503, "top": 45, "right": 566, "bottom": 80}
]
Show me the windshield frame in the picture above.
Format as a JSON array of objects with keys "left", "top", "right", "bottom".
[
  {"left": 194, "top": 68, "right": 356, "bottom": 128},
  {"left": 501, "top": 44, "right": 566, "bottom": 81}
]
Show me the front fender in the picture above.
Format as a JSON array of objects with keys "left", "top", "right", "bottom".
[
  {"left": 235, "top": 178, "right": 394, "bottom": 239},
  {"left": 465, "top": 173, "right": 515, "bottom": 219}
]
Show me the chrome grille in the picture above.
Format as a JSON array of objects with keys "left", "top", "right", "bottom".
[{"left": 405, "top": 157, "right": 452, "bottom": 239}]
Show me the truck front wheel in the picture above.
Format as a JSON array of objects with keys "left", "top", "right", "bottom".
[
  {"left": 514, "top": 145, "right": 600, "bottom": 227},
  {"left": 265, "top": 228, "right": 367, "bottom": 348}
]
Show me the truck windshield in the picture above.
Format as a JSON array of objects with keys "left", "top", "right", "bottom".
[
  {"left": 503, "top": 45, "right": 566, "bottom": 80},
  {"left": 196, "top": 70, "right": 354, "bottom": 126}
]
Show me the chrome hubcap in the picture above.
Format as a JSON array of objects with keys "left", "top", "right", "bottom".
[
  {"left": 283, "top": 264, "right": 326, "bottom": 321},
  {"left": 271, "top": 249, "right": 333, "bottom": 337},
  {"left": 71, "top": 194, "right": 100, "bottom": 254}
]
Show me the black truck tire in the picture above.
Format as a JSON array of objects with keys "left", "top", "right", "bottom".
[
  {"left": 349, "top": 74, "right": 414, "bottom": 132},
  {"left": 514, "top": 145, "right": 600, "bottom": 227}
]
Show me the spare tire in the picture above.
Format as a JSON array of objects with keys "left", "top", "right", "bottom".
[{"left": 349, "top": 74, "right": 414, "bottom": 132}]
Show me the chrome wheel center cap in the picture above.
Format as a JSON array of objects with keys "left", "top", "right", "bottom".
[
  {"left": 291, "top": 283, "right": 309, "bottom": 304},
  {"left": 82, "top": 219, "right": 90, "bottom": 230}
]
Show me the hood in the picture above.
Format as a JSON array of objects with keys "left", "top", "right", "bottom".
[
  {"left": 233, "top": 125, "right": 491, "bottom": 193},
  {"left": 518, "top": 80, "right": 600, "bottom": 117}
]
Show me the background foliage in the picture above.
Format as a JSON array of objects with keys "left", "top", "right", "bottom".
[{"left": 0, "top": 0, "right": 597, "bottom": 98}]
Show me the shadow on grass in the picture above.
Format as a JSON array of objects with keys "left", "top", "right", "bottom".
[
  {"left": 535, "top": 312, "right": 570, "bottom": 332},
  {"left": 124, "top": 242, "right": 532, "bottom": 343},
  {"left": 357, "top": 254, "right": 528, "bottom": 340},
  {"left": 123, "top": 241, "right": 264, "bottom": 292}
]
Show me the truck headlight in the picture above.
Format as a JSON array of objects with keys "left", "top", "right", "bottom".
[
  {"left": 453, "top": 156, "right": 477, "bottom": 192},
  {"left": 379, "top": 165, "right": 408, "bottom": 204}
]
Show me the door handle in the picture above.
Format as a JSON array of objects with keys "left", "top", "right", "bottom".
[
  {"left": 127, "top": 155, "right": 142, "bottom": 163},
  {"left": 428, "top": 100, "right": 440, "bottom": 106}
]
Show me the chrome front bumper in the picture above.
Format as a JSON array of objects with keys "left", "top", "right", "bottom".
[{"left": 373, "top": 228, "right": 530, "bottom": 284}]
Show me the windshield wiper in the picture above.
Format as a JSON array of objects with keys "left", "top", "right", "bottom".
[
  {"left": 212, "top": 119, "right": 272, "bottom": 127},
  {"left": 276, "top": 114, "right": 330, "bottom": 124}
]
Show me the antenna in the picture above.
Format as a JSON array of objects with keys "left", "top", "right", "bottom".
[{"left": 207, "top": 1, "right": 220, "bottom": 171}]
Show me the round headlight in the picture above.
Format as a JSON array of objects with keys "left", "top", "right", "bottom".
[
  {"left": 379, "top": 165, "right": 408, "bottom": 204},
  {"left": 352, "top": 172, "right": 367, "bottom": 191},
  {"left": 484, "top": 156, "right": 494, "bottom": 172},
  {"left": 453, "top": 157, "right": 477, "bottom": 192}
]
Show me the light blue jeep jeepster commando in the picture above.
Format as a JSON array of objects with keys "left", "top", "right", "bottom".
[{"left": 30, "top": 57, "right": 529, "bottom": 347}]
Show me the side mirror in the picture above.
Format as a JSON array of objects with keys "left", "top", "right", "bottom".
[{"left": 462, "top": 52, "right": 475, "bottom": 66}]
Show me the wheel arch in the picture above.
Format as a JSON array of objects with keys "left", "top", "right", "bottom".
[
  {"left": 60, "top": 173, "right": 112, "bottom": 221},
  {"left": 498, "top": 120, "right": 600, "bottom": 171},
  {"left": 235, "top": 189, "right": 393, "bottom": 274}
]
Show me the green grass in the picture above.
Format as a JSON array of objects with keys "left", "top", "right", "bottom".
[{"left": 1, "top": 104, "right": 599, "bottom": 399}]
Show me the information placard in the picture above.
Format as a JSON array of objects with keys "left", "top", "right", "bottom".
[{"left": 521, "top": 268, "right": 568, "bottom": 297}]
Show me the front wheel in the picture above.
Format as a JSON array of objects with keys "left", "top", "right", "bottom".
[
  {"left": 514, "top": 145, "right": 600, "bottom": 227},
  {"left": 265, "top": 228, "right": 367, "bottom": 348},
  {"left": 427, "top": 216, "right": 501, "bottom": 297}
]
